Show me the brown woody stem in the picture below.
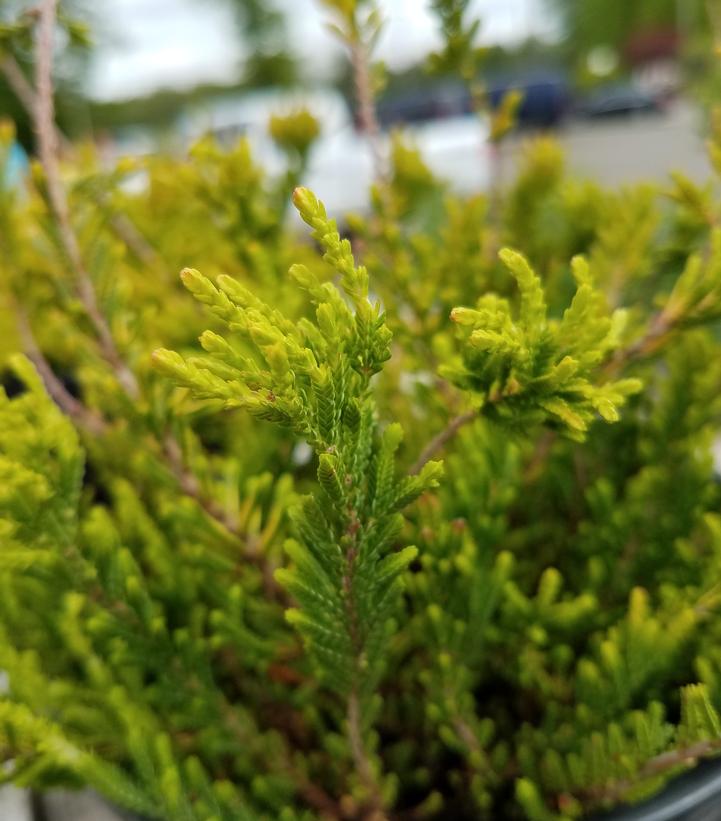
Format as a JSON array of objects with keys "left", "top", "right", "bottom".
[
  {"left": 410, "top": 409, "right": 477, "bottom": 475},
  {"left": 35, "top": 0, "right": 139, "bottom": 399},
  {"left": 348, "top": 35, "right": 386, "bottom": 185}
]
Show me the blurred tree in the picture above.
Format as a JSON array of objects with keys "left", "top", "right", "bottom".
[
  {"left": 549, "top": 0, "right": 707, "bottom": 67},
  {"left": 223, "top": 0, "right": 298, "bottom": 87}
]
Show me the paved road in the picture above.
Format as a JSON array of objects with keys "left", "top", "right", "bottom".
[{"left": 498, "top": 102, "right": 713, "bottom": 188}]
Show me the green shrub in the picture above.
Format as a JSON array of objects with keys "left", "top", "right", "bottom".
[{"left": 5, "top": 4, "right": 721, "bottom": 821}]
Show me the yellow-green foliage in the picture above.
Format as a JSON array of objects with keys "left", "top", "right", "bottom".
[{"left": 5, "top": 70, "right": 721, "bottom": 821}]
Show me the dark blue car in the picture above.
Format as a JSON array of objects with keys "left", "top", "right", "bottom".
[{"left": 488, "top": 71, "right": 571, "bottom": 129}]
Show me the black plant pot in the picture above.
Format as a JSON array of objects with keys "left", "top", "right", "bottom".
[{"left": 596, "top": 757, "right": 721, "bottom": 821}]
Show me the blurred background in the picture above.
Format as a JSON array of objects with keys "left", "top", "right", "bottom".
[{"left": 0, "top": 0, "right": 719, "bottom": 213}]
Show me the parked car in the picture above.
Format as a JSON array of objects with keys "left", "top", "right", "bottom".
[
  {"left": 379, "top": 71, "right": 571, "bottom": 133},
  {"left": 487, "top": 70, "right": 571, "bottom": 129},
  {"left": 580, "top": 84, "right": 661, "bottom": 118}
]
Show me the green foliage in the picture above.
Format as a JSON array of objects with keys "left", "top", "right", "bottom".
[
  {"left": 154, "top": 191, "right": 442, "bottom": 808},
  {"left": 443, "top": 250, "right": 641, "bottom": 438},
  {"left": 7, "top": 14, "right": 721, "bottom": 820}
]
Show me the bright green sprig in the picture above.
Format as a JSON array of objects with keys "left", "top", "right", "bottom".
[
  {"left": 154, "top": 188, "right": 393, "bottom": 444},
  {"left": 154, "top": 188, "right": 441, "bottom": 806},
  {"left": 443, "top": 250, "right": 642, "bottom": 439},
  {"left": 292, "top": 187, "right": 393, "bottom": 381}
]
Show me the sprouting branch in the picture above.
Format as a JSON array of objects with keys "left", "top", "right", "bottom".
[
  {"left": 321, "top": 3, "right": 386, "bottom": 185},
  {"left": 412, "top": 293, "right": 685, "bottom": 475},
  {"left": 411, "top": 306, "right": 667, "bottom": 475}
]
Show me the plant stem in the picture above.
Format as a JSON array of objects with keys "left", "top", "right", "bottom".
[
  {"left": 35, "top": 0, "right": 139, "bottom": 399},
  {"left": 410, "top": 409, "right": 477, "bottom": 475},
  {"left": 341, "top": 504, "right": 387, "bottom": 818},
  {"left": 605, "top": 309, "right": 676, "bottom": 374},
  {"left": 1, "top": 54, "right": 54, "bottom": 139},
  {"left": 347, "top": 690, "right": 387, "bottom": 820},
  {"left": 16, "top": 309, "right": 106, "bottom": 436},
  {"left": 349, "top": 37, "right": 386, "bottom": 184}
]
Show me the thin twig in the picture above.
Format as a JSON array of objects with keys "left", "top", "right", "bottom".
[
  {"left": 106, "top": 210, "right": 158, "bottom": 266},
  {"left": 349, "top": 37, "right": 386, "bottom": 184},
  {"left": 2, "top": 54, "right": 55, "bottom": 139},
  {"left": 16, "top": 309, "right": 106, "bottom": 436},
  {"left": 410, "top": 409, "right": 477, "bottom": 475},
  {"left": 523, "top": 429, "right": 556, "bottom": 484},
  {"left": 605, "top": 310, "right": 676, "bottom": 374},
  {"left": 452, "top": 714, "right": 484, "bottom": 762},
  {"left": 34, "top": 0, "right": 139, "bottom": 398},
  {"left": 162, "top": 433, "right": 284, "bottom": 599},
  {"left": 294, "top": 771, "right": 343, "bottom": 820}
]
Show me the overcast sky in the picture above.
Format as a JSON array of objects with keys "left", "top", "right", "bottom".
[{"left": 88, "top": 0, "right": 558, "bottom": 101}]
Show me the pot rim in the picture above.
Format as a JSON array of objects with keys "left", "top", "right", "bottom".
[{"left": 596, "top": 755, "right": 721, "bottom": 821}]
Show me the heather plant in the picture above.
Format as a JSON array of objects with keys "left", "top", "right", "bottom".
[{"left": 5, "top": 2, "right": 721, "bottom": 821}]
